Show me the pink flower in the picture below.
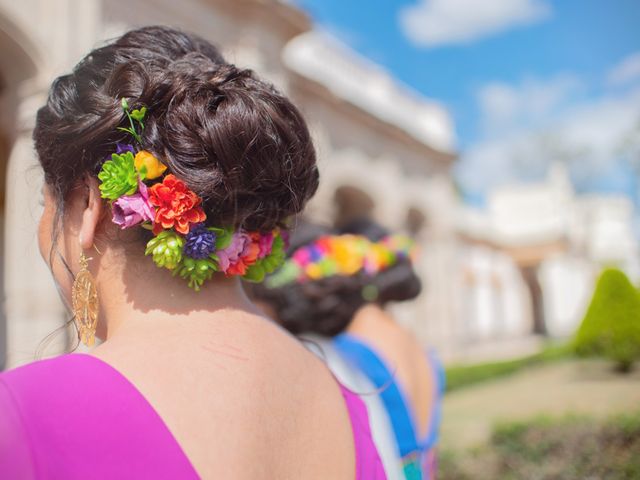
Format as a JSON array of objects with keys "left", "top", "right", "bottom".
[
  {"left": 226, "top": 235, "right": 260, "bottom": 276},
  {"left": 292, "top": 248, "right": 312, "bottom": 267},
  {"left": 217, "top": 232, "right": 250, "bottom": 273},
  {"left": 254, "top": 232, "right": 274, "bottom": 260},
  {"left": 112, "top": 180, "right": 155, "bottom": 229}
]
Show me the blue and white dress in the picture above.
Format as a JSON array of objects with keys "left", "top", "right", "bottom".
[{"left": 332, "top": 334, "right": 445, "bottom": 480}]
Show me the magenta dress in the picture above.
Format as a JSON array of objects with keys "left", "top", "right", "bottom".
[{"left": 0, "top": 354, "right": 386, "bottom": 479}]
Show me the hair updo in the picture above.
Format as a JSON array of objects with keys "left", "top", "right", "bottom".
[
  {"left": 34, "top": 26, "right": 319, "bottom": 232},
  {"left": 248, "top": 218, "right": 422, "bottom": 336}
]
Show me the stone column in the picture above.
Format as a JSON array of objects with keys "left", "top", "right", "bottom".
[{"left": 3, "top": 83, "right": 67, "bottom": 369}]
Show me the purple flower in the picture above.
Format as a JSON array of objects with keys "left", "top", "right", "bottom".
[
  {"left": 112, "top": 180, "right": 155, "bottom": 229},
  {"left": 309, "top": 245, "right": 323, "bottom": 262},
  {"left": 281, "top": 230, "right": 290, "bottom": 250},
  {"left": 216, "top": 232, "right": 250, "bottom": 273},
  {"left": 116, "top": 143, "right": 136, "bottom": 155},
  {"left": 184, "top": 224, "right": 217, "bottom": 259}
]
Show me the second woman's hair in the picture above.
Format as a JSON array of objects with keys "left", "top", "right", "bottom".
[{"left": 250, "top": 218, "right": 422, "bottom": 336}]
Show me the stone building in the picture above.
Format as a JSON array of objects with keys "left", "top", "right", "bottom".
[
  {"left": 457, "top": 163, "right": 640, "bottom": 352},
  {"left": 5, "top": 0, "right": 598, "bottom": 368}
]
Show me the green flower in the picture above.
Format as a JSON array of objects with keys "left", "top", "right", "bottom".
[
  {"left": 145, "top": 231, "right": 184, "bottom": 270},
  {"left": 175, "top": 257, "right": 219, "bottom": 291},
  {"left": 319, "top": 258, "right": 338, "bottom": 276},
  {"left": 243, "top": 262, "right": 267, "bottom": 283},
  {"left": 98, "top": 151, "right": 138, "bottom": 200},
  {"left": 243, "top": 234, "right": 286, "bottom": 283},
  {"left": 261, "top": 235, "right": 286, "bottom": 274}
]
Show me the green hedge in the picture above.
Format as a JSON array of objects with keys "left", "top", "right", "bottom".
[
  {"left": 573, "top": 268, "right": 640, "bottom": 372},
  {"left": 444, "top": 343, "right": 569, "bottom": 392}
]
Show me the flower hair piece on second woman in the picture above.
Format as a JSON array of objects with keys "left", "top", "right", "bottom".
[
  {"left": 97, "top": 99, "right": 287, "bottom": 290},
  {"left": 265, "top": 233, "right": 418, "bottom": 289}
]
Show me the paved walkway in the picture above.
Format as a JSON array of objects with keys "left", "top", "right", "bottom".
[{"left": 440, "top": 359, "right": 640, "bottom": 450}]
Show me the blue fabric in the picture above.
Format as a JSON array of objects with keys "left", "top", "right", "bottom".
[
  {"left": 334, "top": 334, "right": 420, "bottom": 458},
  {"left": 422, "top": 350, "right": 445, "bottom": 452},
  {"left": 334, "top": 334, "right": 445, "bottom": 480}
]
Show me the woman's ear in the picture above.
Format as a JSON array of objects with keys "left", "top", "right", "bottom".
[{"left": 79, "top": 176, "right": 103, "bottom": 250}]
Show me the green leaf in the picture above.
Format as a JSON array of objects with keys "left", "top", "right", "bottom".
[
  {"left": 215, "top": 228, "right": 234, "bottom": 250},
  {"left": 130, "top": 107, "right": 147, "bottom": 123},
  {"left": 117, "top": 127, "right": 133, "bottom": 135}
]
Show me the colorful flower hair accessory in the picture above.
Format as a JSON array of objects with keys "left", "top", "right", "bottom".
[
  {"left": 265, "top": 233, "right": 418, "bottom": 288},
  {"left": 97, "top": 99, "right": 287, "bottom": 290}
]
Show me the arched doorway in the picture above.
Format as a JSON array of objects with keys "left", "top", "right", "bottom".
[
  {"left": 333, "top": 185, "right": 375, "bottom": 228},
  {"left": 406, "top": 206, "right": 428, "bottom": 237}
]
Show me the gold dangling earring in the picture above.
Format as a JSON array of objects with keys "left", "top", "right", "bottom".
[{"left": 72, "top": 252, "right": 99, "bottom": 346}]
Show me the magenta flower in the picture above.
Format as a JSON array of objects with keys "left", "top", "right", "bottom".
[
  {"left": 216, "top": 232, "right": 250, "bottom": 273},
  {"left": 257, "top": 231, "right": 274, "bottom": 259},
  {"left": 292, "top": 247, "right": 312, "bottom": 267},
  {"left": 112, "top": 180, "right": 155, "bottom": 229}
]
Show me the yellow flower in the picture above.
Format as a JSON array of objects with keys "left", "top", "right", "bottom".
[
  {"left": 134, "top": 151, "right": 167, "bottom": 180},
  {"left": 332, "top": 235, "right": 365, "bottom": 275},
  {"left": 306, "top": 263, "right": 324, "bottom": 280}
]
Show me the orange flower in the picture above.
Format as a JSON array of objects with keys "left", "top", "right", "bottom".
[{"left": 148, "top": 174, "right": 206, "bottom": 235}]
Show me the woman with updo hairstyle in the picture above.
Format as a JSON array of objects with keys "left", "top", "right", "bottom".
[
  {"left": 0, "top": 27, "right": 386, "bottom": 479},
  {"left": 250, "top": 217, "right": 445, "bottom": 480}
]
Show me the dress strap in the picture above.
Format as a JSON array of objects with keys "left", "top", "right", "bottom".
[{"left": 334, "top": 334, "right": 421, "bottom": 459}]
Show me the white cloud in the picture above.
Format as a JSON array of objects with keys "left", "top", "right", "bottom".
[
  {"left": 457, "top": 86, "right": 640, "bottom": 195},
  {"left": 399, "top": 0, "right": 552, "bottom": 47},
  {"left": 607, "top": 52, "right": 640, "bottom": 87},
  {"left": 477, "top": 74, "right": 584, "bottom": 135}
]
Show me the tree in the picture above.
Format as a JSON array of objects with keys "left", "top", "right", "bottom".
[{"left": 574, "top": 268, "right": 640, "bottom": 372}]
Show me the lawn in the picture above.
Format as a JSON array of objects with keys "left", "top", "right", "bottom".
[
  {"left": 439, "top": 410, "right": 640, "bottom": 480},
  {"left": 439, "top": 358, "right": 640, "bottom": 478}
]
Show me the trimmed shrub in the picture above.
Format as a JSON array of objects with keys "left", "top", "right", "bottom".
[{"left": 573, "top": 268, "right": 640, "bottom": 372}]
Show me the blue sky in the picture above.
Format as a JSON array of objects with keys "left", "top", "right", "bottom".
[{"left": 294, "top": 0, "right": 640, "bottom": 206}]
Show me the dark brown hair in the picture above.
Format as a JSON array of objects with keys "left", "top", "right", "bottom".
[{"left": 34, "top": 26, "right": 318, "bottom": 232}]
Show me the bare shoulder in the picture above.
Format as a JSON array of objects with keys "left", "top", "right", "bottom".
[
  {"left": 93, "top": 313, "right": 355, "bottom": 479},
  {"left": 348, "top": 308, "right": 427, "bottom": 363}
]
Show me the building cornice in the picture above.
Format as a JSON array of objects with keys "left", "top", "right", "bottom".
[{"left": 205, "top": 0, "right": 311, "bottom": 40}]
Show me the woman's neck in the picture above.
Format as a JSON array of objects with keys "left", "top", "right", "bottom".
[
  {"left": 352, "top": 303, "right": 392, "bottom": 324},
  {"left": 94, "top": 272, "right": 259, "bottom": 342},
  {"left": 347, "top": 303, "right": 394, "bottom": 335}
]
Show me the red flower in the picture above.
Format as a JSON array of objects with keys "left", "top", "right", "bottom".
[{"left": 148, "top": 174, "right": 206, "bottom": 235}]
